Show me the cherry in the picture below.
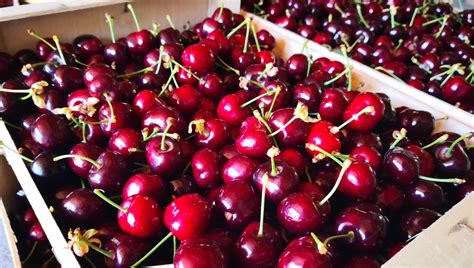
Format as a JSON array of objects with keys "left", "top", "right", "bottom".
[
  {"left": 217, "top": 93, "right": 251, "bottom": 126},
  {"left": 28, "top": 222, "right": 47, "bottom": 243},
  {"left": 277, "top": 192, "right": 325, "bottom": 235},
  {"left": 432, "top": 141, "right": 471, "bottom": 177},
  {"left": 384, "top": 147, "right": 420, "bottom": 186},
  {"left": 334, "top": 203, "right": 387, "bottom": 252},
  {"left": 276, "top": 148, "right": 306, "bottom": 176},
  {"left": 174, "top": 238, "right": 227, "bottom": 268},
  {"left": 51, "top": 65, "right": 84, "bottom": 93},
  {"left": 22, "top": 208, "right": 38, "bottom": 227},
  {"left": 108, "top": 128, "right": 142, "bottom": 160},
  {"left": 61, "top": 188, "right": 108, "bottom": 226},
  {"left": 164, "top": 193, "right": 211, "bottom": 240},
  {"left": 83, "top": 64, "right": 116, "bottom": 87},
  {"left": 342, "top": 92, "right": 385, "bottom": 131},
  {"left": 167, "top": 84, "right": 201, "bottom": 114},
  {"left": 181, "top": 43, "right": 215, "bottom": 75},
  {"left": 349, "top": 145, "right": 382, "bottom": 172},
  {"left": 233, "top": 222, "right": 284, "bottom": 268},
  {"left": 0, "top": 80, "right": 25, "bottom": 114},
  {"left": 88, "top": 151, "right": 130, "bottom": 194},
  {"left": 216, "top": 181, "right": 259, "bottom": 230},
  {"left": 117, "top": 194, "right": 162, "bottom": 238},
  {"left": 103, "top": 232, "right": 151, "bottom": 268},
  {"left": 406, "top": 180, "right": 445, "bottom": 210},
  {"left": 191, "top": 148, "right": 222, "bottom": 188},
  {"left": 318, "top": 88, "right": 348, "bottom": 124},
  {"left": 142, "top": 106, "right": 186, "bottom": 135},
  {"left": 133, "top": 89, "right": 166, "bottom": 117},
  {"left": 146, "top": 136, "right": 182, "bottom": 177},
  {"left": 269, "top": 107, "right": 311, "bottom": 147},
  {"left": 122, "top": 173, "right": 167, "bottom": 202},
  {"left": 405, "top": 144, "right": 435, "bottom": 176},
  {"left": 277, "top": 234, "right": 335, "bottom": 268},
  {"left": 29, "top": 150, "right": 66, "bottom": 180},
  {"left": 397, "top": 109, "right": 434, "bottom": 139},
  {"left": 98, "top": 101, "right": 136, "bottom": 137},
  {"left": 399, "top": 208, "right": 441, "bottom": 240},
  {"left": 306, "top": 121, "right": 342, "bottom": 161},
  {"left": 73, "top": 34, "right": 103, "bottom": 61},
  {"left": 30, "top": 113, "right": 71, "bottom": 149},
  {"left": 169, "top": 175, "right": 198, "bottom": 198},
  {"left": 76, "top": 115, "right": 107, "bottom": 145},
  {"left": 189, "top": 118, "right": 229, "bottom": 150},
  {"left": 126, "top": 29, "right": 153, "bottom": 55},
  {"left": 68, "top": 143, "right": 104, "bottom": 178},
  {"left": 236, "top": 129, "right": 272, "bottom": 158},
  {"left": 222, "top": 154, "right": 257, "bottom": 183},
  {"left": 104, "top": 43, "right": 129, "bottom": 68},
  {"left": 338, "top": 161, "right": 376, "bottom": 201},
  {"left": 376, "top": 182, "right": 406, "bottom": 215},
  {"left": 442, "top": 76, "right": 473, "bottom": 104}
]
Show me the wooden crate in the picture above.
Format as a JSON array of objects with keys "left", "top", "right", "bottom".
[{"left": 0, "top": 1, "right": 472, "bottom": 267}]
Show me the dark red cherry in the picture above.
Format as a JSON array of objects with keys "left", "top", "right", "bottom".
[
  {"left": 73, "top": 34, "right": 103, "bottom": 61},
  {"left": 222, "top": 155, "right": 257, "bottom": 183},
  {"left": 104, "top": 43, "right": 129, "bottom": 68},
  {"left": 318, "top": 88, "right": 348, "bottom": 124},
  {"left": 406, "top": 180, "right": 445, "bottom": 210},
  {"left": 253, "top": 160, "right": 299, "bottom": 203},
  {"left": 349, "top": 145, "right": 382, "bottom": 172},
  {"left": 339, "top": 161, "right": 377, "bottom": 201},
  {"left": 30, "top": 151, "right": 67, "bottom": 179},
  {"left": 191, "top": 148, "right": 222, "bottom": 188},
  {"left": 216, "top": 181, "right": 259, "bottom": 230},
  {"left": 30, "top": 113, "right": 71, "bottom": 149},
  {"left": 51, "top": 65, "right": 83, "bottom": 93},
  {"left": 118, "top": 194, "right": 162, "bottom": 238},
  {"left": 126, "top": 30, "right": 153, "bottom": 55},
  {"left": 432, "top": 142, "right": 471, "bottom": 177},
  {"left": 376, "top": 182, "right": 406, "bottom": 215},
  {"left": 142, "top": 106, "right": 186, "bottom": 135},
  {"left": 292, "top": 83, "right": 322, "bottom": 111},
  {"left": 383, "top": 147, "right": 420, "bottom": 186},
  {"left": 164, "top": 193, "right": 211, "bottom": 240},
  {"left": 88, "top": 151, "right": 130, "bottom": 194},
  {"left": 103, "top": 232, "right": 151, "bottom": 268},
  {"left": 174, "top": 238, "right": 227, "bottom": 268},
  {"left": 61, "top": 188, "right": 108, "bottom": 226},
  {"left": 334, "top": 204, "right": 387, "bottom": 252},
  {"left": 397, "top": 109, "right": 434, "bottom": 139},
  {"left": 83, "top": 64, "right": 116, "bottom": 87},
  {"left": 146, "top": 137, "right": 182, "bottom": 176},
  {"left": 277, "top": 192, "right": 325, "bottom": 235},
  {"left": 269, "top": 107, "right": 310, "bottom": 147},
  {"left": 28, "top": 222, "right": 47, "bottom": 243},
  {"left": 276, "top": 148, "right": 306, "bottom": 176},
  {"left": 132, "top": 89, "right": 166, "bottom": 117},
  {"left": 217, "top": 93, "right": 251, "bottom": 127},
  {"left": 68, "top": 143, "right": 104, "bottom": 178},
  {"left": 98, "top": 101, "right": 136, "bottom": 136},
  {"left": 344, "top": 255, "right": 381, "bottom": 268},
  {"left": 400, "top": 208, "right": 441, "bottom": 240},
  {"left": 192, "top": 118, "right": 229, "bottom": 150},
  {"left": 122, "top": 173, "right": 167, "bottom": 202},
  {"left": 405, "top": 145, "right": 435, "bottom": 176},
  {"left": 108, "top": 131, "right": 140, "bottom": 160},
  {"left": 234, "top": 222, "right": 284, "bottom": 268},
  {"left": 181, "top": 43, "right": 215, "bottom": 75},
  {"left": 236, "top": 129, "right": 272, "bottom": 158},
  {"left": 77, "top": 115, "right": 107, "bottom": 145},
  {"left": 442, "top": 76, "right": 473, "bottom": 104}
]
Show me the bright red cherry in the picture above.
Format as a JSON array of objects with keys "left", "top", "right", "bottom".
[
  {"left": 222, "top": 155, "right": 257, "bottom": 183},
  {"left": 174, "top": 238, "right": 227, "bottom": 268},
  {"left": 122, "top": 173, "right": 167, "bottom": 202},
  {"left": 342, "top": 92, "right": 385, "bottom": 131},
  {"left": 164, "top": 193, "right": 211, "bottom": 240},
  {"left": 118, "top": 195, "right": 162, "bottom": 238},
  {"left": 338, "top": 161, "right": 377, "bottom": 201},
  {"left": 236, "top": 129, "right": 272, "bottom": 158},
  {"left": 305, "top": 121, "right": 341, "bottom": 160},
  {"left": 191, "top": 148, "right": 222, "bottom": 188},
  {"left": 181, "top": 43, "right": 215, "bottom": 75},
  {"left": 217, "top": 93, "right": 251, "bottom": 126}
]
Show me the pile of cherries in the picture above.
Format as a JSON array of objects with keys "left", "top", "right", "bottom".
[
  {"left": 1, "top": 4, "right": 473, "bottom": 268},
  {"left": 242, "top": 0, "right": 474, "bottom": 113}
]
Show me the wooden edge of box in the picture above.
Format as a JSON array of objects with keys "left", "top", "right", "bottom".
[
  {"left": 383, "top": 194, "right": 474, "bottom": 267},
  {"left": 0, "top": 121, "right": 80, "bottom": 268},
  {"left": 0, "top": 199, "right": 21, "bottom": 268},
  {"left": 242, "top": 11, "right": 474, "bottom": 129}
]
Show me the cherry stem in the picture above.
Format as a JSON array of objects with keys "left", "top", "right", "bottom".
[
  {"left": 422, "top": 16, "right": 447, "bottom": 27},
  {"left": 166, "top": 14, "right": 176, "bottom": 30},
  {"left": 132, "top": 232, "right": 174, "bottom": 267},
  {"left": 419, "top": 175, "right": 465, "bottom": 184},
  {"left": 83, "top": 238, "right": 113, "bottom": 258},
  {"left": 173, "top": 236, "right": 177, "bottom": 260},
  {"left": 117, "top": 65, "right": 155, "bottom": 78},
  {"left": 422, "top": 134, "right": 449, "bottom": 150},
  {"left": 243, "top": 18, "right": 251, "bottom": 53},
  {"left": 241, "top": 88, "right": 279, "bottom": 108},
  {"left": 389, "top": 5, "right": 397, "bottom": 28},
  {"left": 252, "top": 110, "right": 279, "bottom": 147},
  {"left": 411, "top": 57, "right": 432, "bottom": 74},
  {"left": 93, "top": 189, "right": 127, "bottom": 212},
  {"left": 269, "top": 116, "right": 297, "bottom": 137},
  {"left": 323, "top": 69, "right": 349, "bottom": 86},
  {"left": 265, "top": 87, "right": 281, "bottom": 118},
  {"left": 340, "top": 45, "right": 352, "bottom": 91},
  {"left": 227, "top": 17, "right": 250, "bottom": 39},
  {"left": 267, "top": 146, "right": 280, "bottom": 176},
  {"left": 257, "top": 173, "right": 269, "bottom": 238},
  {"left": 446, "top": 132, "right": 473, "bottom": 157},
  {"left": 435, "top": 15, "right": 449, "bottom": 39},
  {"left": 127, "top": 4, "right": 141, "bottom": 31},
  {"left": 20, "top": 241, "right": 37, "bottom": 264},
  {"left": 319, "top": 160, "right": 352, "bottom": 206},
  {"left": 188, "top": 119, "right": 208, "bottom": 136},
  {"left": 331, "top": 106, "right": 374, "bottom": 133},
  {"left": 323, "top": 231, "right": 355, "bottom": 247},
  {"left": 374, "top": 66, "right": 404, "bottom": 82},
  {"left": 441, "top": 64, "right": 464, "bottom": 87},
  {"left": 216, "top": 57, "right": 240, "bottom": 75},
  {"left": 335, "top": 5, "right": 346, "bottom": 17},
  {"left": 105, "top": 13, "right": 116, "bottom": 43},
  {"left": 251, "top": 23, "right": 261, "bottom": 52},
  {"left": 0, "top": 118, "right": 21, "bottom": 131},
  {"left": 52, "top": 35, "right": 66, "bottom": 65},
  {"left": 161, "top": 121, "right": 173, "bottom": 151},
  {"left": 305, "top": 166, "right": 313, "bottom": 183},
  {"left": 150, "top": 22, "right": 161, "bottom": 37},
  {"left": 103, "top": 94, "right": 116, "bottom": 123},
  {"left": 305, "top": 143, "right": 344, "bottom": 167},
  {"left": 310, "top": 232, "right": 329, "bottom": 255},
  {"left": 390, "top": 128, "right": 407, "bottom": 149},
  {"left": 356, "top": 5, "right": 369, "bottom": 28},
  {"left": 159, "top": 64, "right": 179, "bottom": 97},
  {"left": 53, "top": 154, "right": 100, "bottom": 169},
  {"left": 81, "top": 120, "right": 87, "bottom": 143},
  {"left": 0, "top": 141, "right": 33, "bottom": 163},
  {"left": 217, "top": 3, "right": 224, "bottom": 20},
  {"left": 409, "top": 7, "right": 419, "bottom": 27},
  {"left": 27, "top": 29, "right": 56, "bottom": 50}
]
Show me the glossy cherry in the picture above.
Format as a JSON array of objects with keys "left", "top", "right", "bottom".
[
  {"left": 222, "top": 155, "right": 257, "bottom": 183},
  {"left": 61, "top": 188, "right": 108, "bottom": 226},
  {"left": 122, "top": 173, "right": 167, "bottom": 202},
  {"left": 191, "top": 148, "right": 222, "bottom": 188},
  {"left": 30, "top": 113, "right": 71, "bottom": 149},
  {"left": 117, "top": 194, "right": 162, "bottom": 238},
  {"left": 88, "top": 151, "right": 130, "bottom": 194}
]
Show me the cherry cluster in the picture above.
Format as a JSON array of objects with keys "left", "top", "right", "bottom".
[
  {"left": 242, "top": 0, "right": 474, "bottom": 113},
  {"left": 0, "top": 5, "right": 473, "bottom": 268}
]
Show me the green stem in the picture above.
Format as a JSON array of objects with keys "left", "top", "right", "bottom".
[
  {"left": 341, "top": 46, "right": 352, "bottom": 91},
  {"left": 374, "top": 66, "right": 404, "bottom": 82},
  {"left": 53, "top": 154, "right": 100, "bottom": 169},
  {"left": 390, "top": 129, "right": 407, "bottom": 149},
  {"left": 243, "top": 18, "right": 251, "bottom": 53},
  {"left": 257, "top": 174, "right": 269, "bottom": 238},
  {"left": 27, "top": 30, "right": 56, "bottom": 50},
  {"left": 265, "top": 88, "right": 280, "bottom": 119},
  {"left": 251, "top": 23, "right": 261, "bottom": 52},
  {"left": 21, "top": 241, "right": 37, "bottom": 264},
  {"left": 446, "top": 133, "right": 473, "bottom": 157},
  {"left": 216, "top": 57, "right": 240, "bottom": 75},
  {"left": 409, "top": 7, "right": 419, "bottom": 27},
  {"left": 105, "top": 13, "right": 116, "bottom": 43},
  {"left": 323, "top": 231, "right": 355, "bottom": 247},
  {"left": 240, "top": 89, "right": 278, "bottom": 108},
  {"left": 323, "top": 69, "right": 349, "bottom": 86},
  {"left": 173, "top": 236, "right": 177, "bottom": 260},
  {"left": 390, "top": 5, "right": 397, "bottom": 28},
  {"left": 305, "top": 144, "right": 344, "bottom": 167},
  {"left": 269, "top": 117, "right": 297, "bottom": 137},
  {"left": 422, "top": 16, "right": 446, "bottom": 26},
  {"left": 319, "top": 160, "right": 351, "bottom": 206},
  {"left": 127, "top": 4, "right": 141, "bottom": 31},
  {"left": 227, "top": 18, "right": 250, "bottom": 38},
  {"left": 159, "top": 65, "right": 179, "bottom": 97},
  {"left": 166, "top": 14, "right": 176, "bottom": 30},
  {"left": 419, "top": 175, "right": 465, "bottom": 184},
  {"left": 435, "top": 15, "right": 449, "bottom": 39},
  {"left": 84, "top": 239, "right": 112, "bottom": 258},
  {"left": 161, "top": 122, "right": 173, "bottom": 151},
  {"left": 0, "top": 141, "right": 33, "bottom": 163},
  {"left": 0, "top": 118, "right": 21, "bottom": 131},
  {"left": 52, "top": 35, "right": 66, "bottom": 65},
  {"left": 132, "top": 232, "right": 174, "bottom": 267},
  {"left": 171, "top": 59, "right": 202, "bottom": 82},
  {"left": 422, "top": 134, "right": 449, "bottom": 150},
  {"left": 117, "top": 65, "right": 154, "bottom": 78},
  {"left": 93, "top": 189, "right": 127, "bottom": 212},
  {"left": 305, "top": 166, "right": 312, "bottom": 183},
  {"left": 331, "top": 106, "right": 374, "bottom": 133},
  {"left": 356, "top": 5, "right": 369, "bottom": 28}
]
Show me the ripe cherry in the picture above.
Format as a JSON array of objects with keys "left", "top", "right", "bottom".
[
  {"left": 222, "top": 155, "right": 257, "bottom": 183},
  {"left": 61, "top": 188, "right": 108, "bottom": 227},
  {"left": 181, "top": 43, "right": 216, "bottom": 75},
  {"left": 174, "top": 238, "right": 227, "bottom": 268},
  {"left": 122, "top": 173, "right": 167, "bottom": 202},
  {"left": 30, "top": 113, "right": 71, "bottom": 149},
  {"left": 191, "top": 148, "right": 222, "bottom": 188},
  {"left": 88, "top": 151, "right": 130, "bottom": 194},
  {"left": 117, "top": 194, "right": 162, "bottom": 238},
  {"left": 399, "top": 208, "right": 441, "bottom": 240},
  {"left": 68, "top": 143, "right": 104, "bottom": 178},
  {"left": 342, "top": 92, "right": 385, "bottom": 131}
]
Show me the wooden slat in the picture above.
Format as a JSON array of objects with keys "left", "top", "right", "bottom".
[{"left": 0, "top": 199, "right": 21, "bottom": 268}]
